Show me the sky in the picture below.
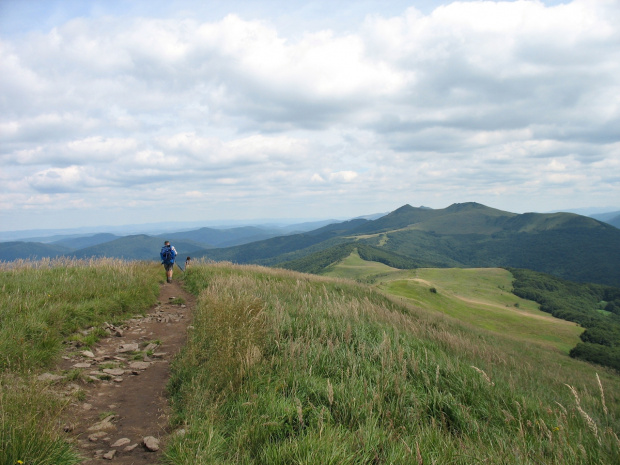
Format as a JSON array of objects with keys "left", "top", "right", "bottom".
[{"left": 1, "top": 0, "right": 619, "bottom": 231}]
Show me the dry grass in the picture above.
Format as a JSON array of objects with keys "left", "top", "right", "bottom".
[{"left": 166, "top": 262, "right": 620, "bottom": 464}]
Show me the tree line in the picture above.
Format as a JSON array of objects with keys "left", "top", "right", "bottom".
[{"left": 508, "top": 268, "right": 620, "bottom": 371}]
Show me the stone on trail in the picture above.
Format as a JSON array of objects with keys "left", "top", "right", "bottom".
[
  {"left": 72, "top": 362, "right": 92, "bottom": 368},
  {"left": 87, "top": 415, "right": 116, "bottom": 432},
  {"left": 111, "top": 437, "right": 131, "bottom": 447},
  {"left": 102, "top": 368, "right": 125, "bottom": 376},
  {"left": 143, "top": 436, "right": 160, "bottom": 451},
  {"left": 82, "top": 350, "right": 95, "bottom": 358},
  {"left": 88, "top": 431, "right": 108, "bottom": 442},
  {"left": 103, "top": 449, "right": 117, "bottom": 460},
  {"left": 124, "top": 443, "right": 138, "bottom": 452},
  {"left": 116, "top": 343, "right": 139, "bottom": 353},
  {"left": 129, "top": 361, "right": 151, "bottom": 370},
  {"left": 37, "top": 372, "right": 65, "bottom": 382}
]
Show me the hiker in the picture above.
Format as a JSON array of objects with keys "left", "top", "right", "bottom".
[
  {"left": 185, "top": 256, "right": 191, "bottom": 269},
  {"left": 160, "top": 240, "right": 177, "bottom": 283}
]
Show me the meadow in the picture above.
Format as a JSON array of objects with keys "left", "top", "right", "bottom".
[
  {"left": 0, "top": 258, "right": 161, "bottom": 465},
  {"left": 166, "top": 260, "right": 619, "bottom": 464},
  {"left": 2, "top": 257, "right": 619, "bottom": 464},
  {"left": 324, "top": 251, "right": 584, "bottom": 354}
]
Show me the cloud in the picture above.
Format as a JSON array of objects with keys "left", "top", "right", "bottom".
[
  {"left": 26, "top": 166, "right": 101, "bottom": 193},
  {"left": 1, "top": 1, "right": 619, "bottom": 230}
]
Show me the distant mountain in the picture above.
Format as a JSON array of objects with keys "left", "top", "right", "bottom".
[
  {"left": 51, "top": 233, "right": 120, "bottom": 250},
  {"left": 273, "top": 219, "right": 340, "bottom": 234},
  {"left": 591, "top": 211, "right": 620, "bottom": 229},
  {"left": 0, "top": 241, "right": 72, "bottom": 262},
  {"left": 72, "top": 235, "right": 206, "bottom": 261},
  {"left": 159, "top": 226, "right": 283, "bottom": 248},
  {"left": 351, "top": 212, "right": 389, "bottom": 221},
  {"left": 193, "top": 202, "right": 620, "bottom": 287},
  {"left": 3, "top": 203, "right": 619, "bottom": 287}
]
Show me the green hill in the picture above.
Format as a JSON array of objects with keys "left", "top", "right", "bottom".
[
  {"left": 321, "top": 253, "right": 584, "bottom": 353},
  {"left": 279, "top": 243, "right": 421, "bottom": 275},
  {"left": 51, "top": 233, "right": 119, "bottom": 250},
  {"left": 160, "top": 226, "right": 282, "bottom": 248},
  {"left": 2, "top": 260, "right": 619, "bottom": 464},
  {"left": 168, "top": 262, "right": 619, "bottom": 464},
  {"left": 320, "top": 249, "right": 620, "bottom": 371},
  {"left": 193, "top": 202, "right": 620, "bottom": 287},
  {"left": 591, "top": 211, "right": 620, "bottom": 228},
  {"left": 192, "top": 218, "right": 369, "bottom": 264},
  {"left": 72, "top": 234, "right": 205, "bottom": 261},
  {"left": 3, "top": 202, "right": 619, "bottom": 287},
  {"left": 0, "top": 241, "right": 72, "bottom": 261}
]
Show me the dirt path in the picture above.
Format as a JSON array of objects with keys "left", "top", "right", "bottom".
[{"left": 56, "top": 280, "right": 195, "bottom": 464}]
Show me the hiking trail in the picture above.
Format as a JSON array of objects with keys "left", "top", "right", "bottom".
[{"left": 53, "top": 280, "right": 194, "bottom": 464}]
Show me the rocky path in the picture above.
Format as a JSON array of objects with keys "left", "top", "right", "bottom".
[{"left": 50, "top": 280, "right": 195, "bottom": 464}]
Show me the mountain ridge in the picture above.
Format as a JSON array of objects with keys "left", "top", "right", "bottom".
[
  {"left": 2, "top": 202, "right": 619, "bottom": 287},
  {"left": 196, "top": 203, "right": 620, "bottom": 287}
]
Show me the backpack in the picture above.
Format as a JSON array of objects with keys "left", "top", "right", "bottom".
[{"left": 162, "top": 246, "right": 174, "bottom": 263}]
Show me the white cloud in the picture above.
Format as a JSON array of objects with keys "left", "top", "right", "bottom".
[
  {"left": 26, "top": 166, "right": 102, "bottom": 193},
  {"left": 329, "top": 171, "right": 359, "bottom": 183},
  {"left": 1, "top": 0, "right": 619, "bottom": 230}
]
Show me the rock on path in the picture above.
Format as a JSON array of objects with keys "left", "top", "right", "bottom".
[{"left": 52, "top": 280, "right": 194, "bottom": 464}]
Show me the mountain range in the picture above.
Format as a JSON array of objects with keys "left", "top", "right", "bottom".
[{"left": 2, "top": 202, "right": 619, "bottom": 287}]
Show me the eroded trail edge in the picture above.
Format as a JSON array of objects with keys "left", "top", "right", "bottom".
[{"left": 56, "top": 280, "right": 194, "bottom": 464}]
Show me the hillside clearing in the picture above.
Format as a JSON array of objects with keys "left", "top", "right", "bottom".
[{"left": 325, "top": 254, "right": 583, "bottom": 354}]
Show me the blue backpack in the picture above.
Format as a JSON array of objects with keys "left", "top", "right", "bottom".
[{"left": 162, "top": 246, "right": 174, "bottom": 263}]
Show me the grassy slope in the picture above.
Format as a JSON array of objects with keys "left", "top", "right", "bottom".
[
  {"left": 324, "top": 252, "right": 583, "bottom": 354},
  {"left": 167, "top": 261, "right": 620, "bottom": 465},
  {"left": 386, "top": 268, "right": 583, "bottom": 354},
  {"left": 0, "top": 259, "right": 161, "bottom": 465},
  {"left": 322, "top": 249, "right": 399, "bottom": 281}
]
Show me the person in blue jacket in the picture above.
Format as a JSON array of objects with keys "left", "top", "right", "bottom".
[{"left": 160, "top": 240, "right": 177, "bottom": 283}]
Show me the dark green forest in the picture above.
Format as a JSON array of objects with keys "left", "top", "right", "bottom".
[{"left": 509, "top": 268, "right": 620, "bottom": 371}]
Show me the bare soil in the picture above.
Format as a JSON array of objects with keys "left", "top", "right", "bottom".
[{"left": 56, "top": 280, "right": 194, "bottom": 464}]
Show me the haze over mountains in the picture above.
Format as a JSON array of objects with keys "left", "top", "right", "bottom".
[{"left": 2, "top": 203, "right": 620, "bottom": 287}]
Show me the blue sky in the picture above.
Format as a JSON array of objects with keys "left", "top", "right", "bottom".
[{"left": 1, "top": 0, "right": 619, "bottom": 231}]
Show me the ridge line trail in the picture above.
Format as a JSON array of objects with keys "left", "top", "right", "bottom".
[{"left": 59, "top": 280, "right": 195, "bottom": 464}]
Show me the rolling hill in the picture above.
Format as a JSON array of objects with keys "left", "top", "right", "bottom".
[
  {"left": 3, "top": 202, "right": 619, "bottom": 287},
  {"left": 0, "top": 241, "right": 72, "bottom": 261},
  {"left": 70, "top": 235, "right": 206, "bottom": 261},
  {"left": 51, "top": 233, "right": 120, "bottom": 250},
  {"left": 592, "top": 210, "right": 620, "bottom": 229},
  {"left": 158, "top": 225, "right": 283, "bottom": 248},
  {"left": 196, "top": 202, "right": 620, "bottom": 287}
]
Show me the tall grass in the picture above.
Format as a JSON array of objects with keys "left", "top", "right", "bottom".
[
  {"left": 1, "top": 375, "right": 81, "bottom": 465},
  {"left": 0, "top": 258, "right": 161, "bottom": 465},
  {"left": 0, "top": 258, "right": 161, "bottom": 371},
  {"left": 166, "top": 261, "right": 619, "bottom": 464}
]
